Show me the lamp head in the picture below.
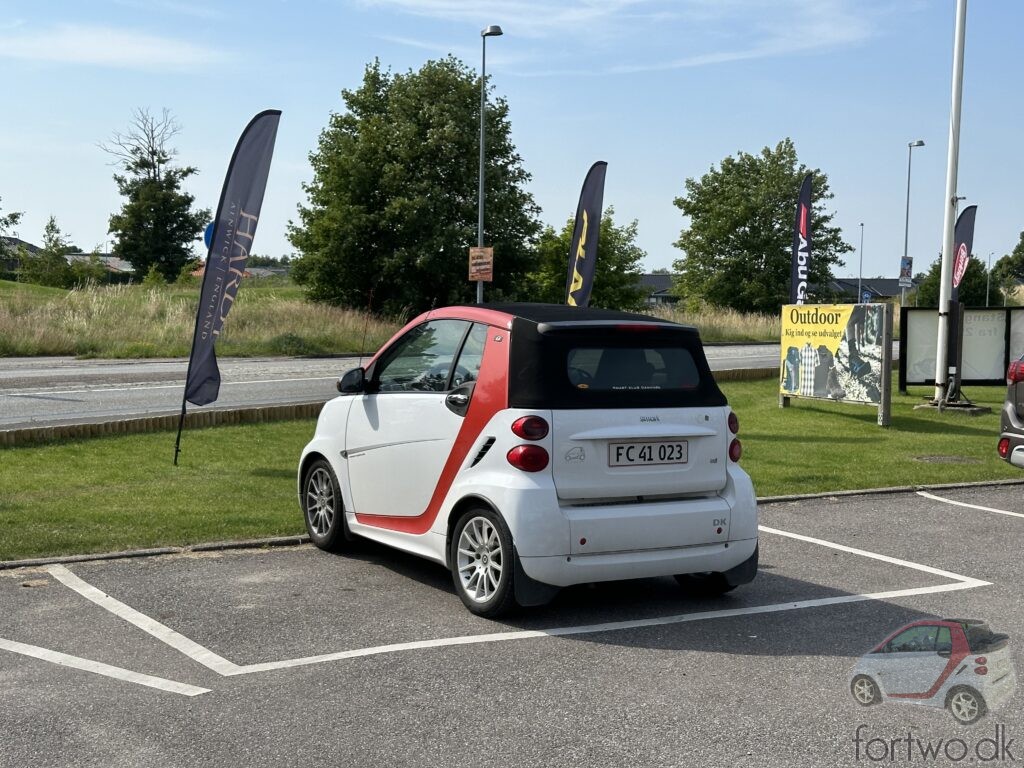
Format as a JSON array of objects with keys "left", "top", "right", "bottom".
[
  {"left": 482, "top": 25, "right": 503, "bottom": 37},
  {"left": 909, "top": 139, "right": 925, "bottom": 148}
]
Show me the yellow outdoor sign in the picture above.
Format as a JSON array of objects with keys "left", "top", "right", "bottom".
[{"left": 780, "top": 303, "right": 886, "bottom": 405}]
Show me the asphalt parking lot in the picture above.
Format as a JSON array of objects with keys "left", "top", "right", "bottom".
[{"left": 1, "top": 484, "right": 1022, "bottom": 768}]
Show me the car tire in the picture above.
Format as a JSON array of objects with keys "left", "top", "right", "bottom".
[
  {"left": 850, "top": 674, "right": 882, "bottom": 706},
  {"left": 302, "top": 458, "right": 349, "bottom": 552},
  {"left": 450, "top": 507, "right": 517, "bottom": 618},
  {"left": 674, "top": 572, "right": 736, "bottom": 596},
  {"left": 947, "top": 686, "right": 987, "bottom": 725}
]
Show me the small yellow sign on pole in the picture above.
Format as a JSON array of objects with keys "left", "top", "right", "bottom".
[{"left": 468, "top": 247, "right": 494, "bottom": 282}]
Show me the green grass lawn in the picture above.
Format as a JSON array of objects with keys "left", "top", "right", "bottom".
[{"left": 0, "top": 378, "right": 1018, "bottom": 561}]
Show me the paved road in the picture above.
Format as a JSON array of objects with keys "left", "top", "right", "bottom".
[
  {"left": 0, "top": 345, "right": 784, "bottom": 430},
  {"left": 0, "top": 484, "right": 1019, "bottom": 767}
]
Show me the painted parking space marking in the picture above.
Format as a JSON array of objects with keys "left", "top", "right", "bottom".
[
  {"left": 916, "top": 490, "right": 1024, "bottom": 519},
  {"left": 46, "top": 564, "right": 241, "bottom": 675},
  {"left": 0, "top": 637, "right": 209, "bottom": 697},
  {"left": 26, "top": 526, "right": 990, "bottom": 684}
]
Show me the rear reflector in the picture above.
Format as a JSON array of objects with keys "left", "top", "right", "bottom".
[
  {"left": 975, "top": 666, "right": 989, "bottom": 676},
  {"left": 998, "top": 438, "right": 1010, "bottom": 459},
  {"left": 507, "top": 445, "right": 549, "bottom": 472},
  {"left": 1008, "top": 359, "right": 1024, "bottom": 383},
  {"left": 511, "top": 415, "right": 549, "bottom": 440},
  {"left": 729, "top": 438, "right": 742, "bottom": 462}
]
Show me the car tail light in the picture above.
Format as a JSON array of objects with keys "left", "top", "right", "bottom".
[
  {"left": 1008, "top": 359, "right": 1024, "bottom": 383},
  {"left": 507, "top": 445, "right": 549, "bottom": 472},
  {"left": 975, "top": 666, "right": 989, "bottom": 676},
  {"left": 975, "top": 656, "right": 987, "bottom": 665},
  {"left": 998, "top": 438, "right": 1010, "bottom": 459},
  {"left": 511, "top": 416, "right": 549, "bottom": 440},
  {"left": 729, "top": 438, "right": 742, "bottom": 462},
  {"left": 728, "top": 411, "right": 739, "bottom": 434}
]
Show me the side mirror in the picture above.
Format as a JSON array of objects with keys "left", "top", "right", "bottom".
[{"left": 338, "top": 367, "right": 366, "bottom": 394}]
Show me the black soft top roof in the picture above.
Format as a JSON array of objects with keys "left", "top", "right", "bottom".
[{"left": 476, "top": 302, "right": 696, "bottom": 330}]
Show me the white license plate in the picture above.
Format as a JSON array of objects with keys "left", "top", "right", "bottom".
[{"left": 608, "top": 440, "right": 688, "bottom": 467}]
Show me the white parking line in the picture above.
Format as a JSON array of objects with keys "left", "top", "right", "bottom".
[
  {"left": 37, "top": 525, "right": 992, "bottom": 682},
  {"left": 0, "top": 637, "right": 209, "bottom": 697},
  {"left": 916, "top": 490, "right": 1024, "bottom": 519},
  {"left": 46, "top": 564, "right": 241, "bottom": 676}
]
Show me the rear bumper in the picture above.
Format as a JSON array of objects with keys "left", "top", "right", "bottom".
[
  {"left": 981, "top": 666, "right": 1017, "bottom": 711},
  {"left": 519, "top": 536, "right": 758, "bottom": 588}
]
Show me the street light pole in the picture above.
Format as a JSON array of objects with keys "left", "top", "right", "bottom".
[
  {"left": 477, "top": 25, "right": 503, "bottom": 305},
  {"left": 933, "top": 0, "right": 968, "bottom": 405},
  {"left": 902, "top": 139, "right": 925, "bottom": 306},
  {"left": 857, "top": 222, "right": 864, "bottom": 303}
]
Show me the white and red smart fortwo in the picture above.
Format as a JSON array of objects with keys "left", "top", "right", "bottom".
[{"left": 298, "top": 303, "right": 758, "bottom": 616}]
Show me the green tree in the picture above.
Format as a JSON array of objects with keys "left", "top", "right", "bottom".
[
  {"left": 916, "top": 254, "right": 989, "bottom": 307},
  {"left": 289, "top": 57, "right": 541, "bottom": 315},
  {"left": 104, "top": 109, "right": 209, "bottom": 282},
  {"left": 0, "top": 197, "right": 23, "bottom": 267},
  {"left": 69, "top": 251, "right": 110, "bottom": 286},
  {"left": 527, "top": 207, "right": 647, "bottom": 310},
  {"left": 672, "top": 139, "right": 851, "bottom": 314},
  {"left": 19, "top": 216, "right": 73, "bottom": 287},
  {"left": 990, "top": 231, "right": 1024, "bottom": 304}
]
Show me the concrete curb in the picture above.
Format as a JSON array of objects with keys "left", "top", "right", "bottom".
[
  {"left": 0, "top": 401, "right": 328, "bottom": 448},
  {"left": 3, "top": 479, "right": 1020, "bottom": 572},
  {"left": 0, "top": 535, "right": 311, "bottom": 571}
]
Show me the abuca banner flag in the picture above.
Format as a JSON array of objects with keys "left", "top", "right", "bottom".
[
  {"left": 565, "top": 161, "right": 607, "bottom": 307},
  {"left": 184, "top": 110, "right": 281, "bottom": 406},
  {"left": 789, "top": 173, "right": 813, "bottom": 304},
  {"left": 780, "top": 304, "right": 886, "bottom": 404}
]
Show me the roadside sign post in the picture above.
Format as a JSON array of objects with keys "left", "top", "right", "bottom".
[{"left": 469, "top": 247, "right": 494, "bottom": 301}]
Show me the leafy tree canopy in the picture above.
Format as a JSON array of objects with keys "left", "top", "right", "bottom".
[
  {"left": 916, "top": 254, "right": 989, "bottom": 307},
  {"left": 672, "top": 138, "right": 851, "bottom": 314},
  {"left": 289, "top": 57, "right": 541, "bottom": 315},
  {"left": 991, "top": 230, "right": 1024, "bottom": 304},
  {"left": 104, "top": 109, "right": 209, "bottom": 282},
  {"left": 527, "top": 207, "right": 647, "bottom": 310}
]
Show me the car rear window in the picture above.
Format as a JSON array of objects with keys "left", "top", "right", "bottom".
[
  {"left": 508, "top": 319, "right": 726, "bottom": 410},
  {"left": 566, "top": 347, "right": 700, "bottom": 392},
  {"left": 961, "top": 622, "right": 1000, "bottom": 652}
]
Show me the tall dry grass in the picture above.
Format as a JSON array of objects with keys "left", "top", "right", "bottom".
[
  {"left": 648, "top": 303, "right": 780, "bottom": 342},
  {"left": 0, "top": 280, "right": 399, "bottom": 358}
]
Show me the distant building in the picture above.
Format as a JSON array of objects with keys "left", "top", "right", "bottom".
[
  {"left": 829, "top": 277, "right": 917, "bottom": 302},
  {"left": 0, "top": 236, "right": 41, "bottom": 274},
  {"left": 637, "top": 273, "right": 678, "bottom": 305},
  {"left": 65, "top": 253, "right": 136, "bottom": 275}
]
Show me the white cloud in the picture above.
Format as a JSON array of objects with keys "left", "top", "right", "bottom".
[
  {"left": 359, "top": 0, "right": 652, "bottom": 38},
  {"left": 361, "top": 0, "right": 890, "bottom": 74},
  {"left": 0, "top": 23, "right": 226, "bottom": 72}
]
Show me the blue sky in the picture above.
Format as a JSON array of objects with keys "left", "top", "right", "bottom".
[{"left": 1, "top": 0, "right": 1021, "bottom": 280}]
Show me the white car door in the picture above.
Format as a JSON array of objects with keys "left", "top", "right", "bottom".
[
  {"left": 874, "top": 625, "right": 951, "bottom": 696},
  {"left": 345, "top": 319, "right": 479, "bottom": 519}
]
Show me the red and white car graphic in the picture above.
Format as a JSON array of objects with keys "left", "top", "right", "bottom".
[
  {"left": 850, "top": 619, "right": 1016, "bottom": 725},
  {"left": 298, "top": 303, "right": 758, "bottom": 616}
]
